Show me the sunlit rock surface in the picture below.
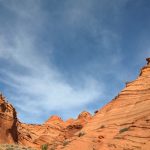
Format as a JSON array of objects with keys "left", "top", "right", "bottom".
[{"left": 59, "top": 58, "right": 150, "bottom": 150}]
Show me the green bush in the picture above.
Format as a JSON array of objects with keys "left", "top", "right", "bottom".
[
  {"left": 0, "top": 144, "right": 36, "bottom": 150},
  {"left": 41, "top": 144, "right": 48, "bottom": 150},
  {"left": 6, "top": 148, "right": 14, "bottom": 150},
  {"left": 63, "top": 140, "right": 70, "bottom": 146},
  {"left": 119, "top": 127, "right": 129, "bottom": 133}
]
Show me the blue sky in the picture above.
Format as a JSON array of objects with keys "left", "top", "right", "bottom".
[{"left": 0, "top": 0, "right": 150, "bottom": 123}]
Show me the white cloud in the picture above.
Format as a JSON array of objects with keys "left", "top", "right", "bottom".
[
  {"left": 0, "top": 0, "right": 103, "bottom": 123},
  {"left": 0, "top": 41, "right": 101, "bottom": 122},
  {"left": 0, "top": 0, "right": 136, "bottom": 123}
]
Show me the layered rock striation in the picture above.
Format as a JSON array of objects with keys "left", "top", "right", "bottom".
[
  {"left": 59, "top": 58, "right": 150, "bottom": 150},
  {"left": 17, "top": 111, "right": 92, "bottom": 149},
  {"left": 0, "top": 94, "right": 18, "bottom": 144}
]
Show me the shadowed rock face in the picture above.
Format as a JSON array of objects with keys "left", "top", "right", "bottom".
[
  {"left": 146, "top": 57, "right": 150, "bottom": 65},
  {"left": 0, "top": 58, "right": 150, "bottom": 150},
  {"left": 0, "top": 94, "right": 18, "bottom": 144}
]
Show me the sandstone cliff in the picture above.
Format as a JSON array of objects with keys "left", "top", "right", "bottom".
[
  {"left": 0, "top": 94, "right": 18, "bottom": 144},
  {"left": 58, "top": 58, "right": 150, "bottom": 150}
]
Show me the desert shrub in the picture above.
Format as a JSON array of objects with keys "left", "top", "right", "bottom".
[
  {"left": 113, "top": 136, "right": 122, "bottom": 139},
  {"left": 41, "top": 144, "right": 48, "bottom": 150},
  {"left": 6, "top": 148, "right": 13, "bottom": 150},
  {"left": 2, "top": 144, "right": 15, "bottom": 150},
  {"left": 63, "top": 140, "right": 70, "bottom": 147},
  {"left": 119, "top": 127, "right": 129, "bottom": 133},
  {"left": 78, "top": 131, "right": 85, "bottom": 137},
  {"left": 0, "top": 144, "right": 36, "bottom": 150}
]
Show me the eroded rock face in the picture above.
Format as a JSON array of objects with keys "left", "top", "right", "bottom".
[
  {"left": 17, "top": 112, "right": 92, "bottom": 149},
  {"left": 0, "top": 94, "right": 18, "bottom": 144},
  {"left": 60, "top": 58, "right": 150, "bottom": 150},
  {"left": 78, "top": 111, "right": 92, "bottom": 120},
  {"left": 146, "top": 57, "right": 150, "bottom": 65},
  {"left": 44, "top": 115, "right": 64, "bottom": 125},
  {"left": 64, "top": 111, "right": 92, "bottom": 139},
  {"left": 17, "top": 121, "right": 66, "bottom": 149}
]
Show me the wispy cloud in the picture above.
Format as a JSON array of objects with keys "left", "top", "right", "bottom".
[
  {"left": 0, "top": 0, "right": 147, "bottom": 123},
  {"left": 0, "top": 37, "right": 101, "bottom": 122},
  {"left": 0, "top": 0, "right": 103, "bottom": 123}
]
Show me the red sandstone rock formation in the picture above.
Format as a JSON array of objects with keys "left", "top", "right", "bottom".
[
  {"left": 44, "top": 115, "right": 64, "bottom": 125},
  {"left": 58, "top": 58, "right": 150, "bottom": 150},
  {"left": 0, "top": 58, "right": 150, "bottom": 150},
  {"left": 17, "top": 111, "right": 92, "bottom": 149},
  {"left": 17, "top": 121, "right": 66, "bottom": 148},
  {"left": 0, "top": 94, "right": 18, "bottom": 144}
]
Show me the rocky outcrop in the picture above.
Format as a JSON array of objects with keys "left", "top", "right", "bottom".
[
  {"left": 78, "top": 111, "right": 92, "bottom": 121},
  {"left": 17, "top": 122, "right": 66, "bottom": 149},
  {"left": 0, "top": 96, "right": 90, "bottom": 149},
  {"left": 146, "top": 57, "right": 150, "bottom": 65},
  {"left": 44, "top": 115, "right": 64, "bottom": 125},
  {"left": 0, "top": 94, "right": 18, "bottom": 144},
  {"left": 17, "top": 112, "right": 92, "bottom": 149},
  {"left": 64, "top": 111, "right": 92, "bottom": 139}
]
